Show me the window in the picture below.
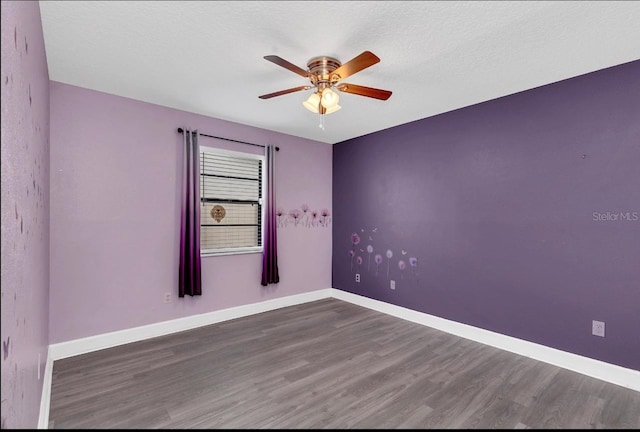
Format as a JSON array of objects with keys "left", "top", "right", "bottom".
[{"left": 199, "top": 146, "right": 265, "bottom": 256}]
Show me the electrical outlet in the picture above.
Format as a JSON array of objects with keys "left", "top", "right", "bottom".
[
  {"left": 164, "top": 292, "right": 172, "bottom": 303},
  {"left": 355, "top": 273, "right": 360, "bottom": 283},
  {"left": 592, "top": 320, "right": 605, "bottom": 337},
  {"left": 390, "top": 280, "right": 396, "bottom": 290}
]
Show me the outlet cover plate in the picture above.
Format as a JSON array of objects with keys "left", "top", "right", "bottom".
[
  {"left": 592, "top": 320, "right": 605, "bottom": 337},
  {"left": 390, "top": 280, "right": 396, "bottom": 290},
  {"left": 355, "top": 273, "right": 360, "bottom": 283}
]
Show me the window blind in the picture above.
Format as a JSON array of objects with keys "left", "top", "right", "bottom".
[{"left": 200, "top": 150, "right": 263, "bottom": 252}]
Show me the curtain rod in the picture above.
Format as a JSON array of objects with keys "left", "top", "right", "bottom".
[{"left": 177, "top": 128, "right": 279, "bottom": 151}]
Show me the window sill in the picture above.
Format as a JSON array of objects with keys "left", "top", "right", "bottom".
[{"left": 202, "top": 249, "right": 263, "bottom": 258}]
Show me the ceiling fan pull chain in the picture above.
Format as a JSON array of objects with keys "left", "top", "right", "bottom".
[{"left": 318, "top": 96, "right": 325, "bottom": 130}]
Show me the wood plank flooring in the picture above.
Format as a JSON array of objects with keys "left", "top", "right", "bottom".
[{"left": 48, "top": 298, "right": 640, "bottom": 429}]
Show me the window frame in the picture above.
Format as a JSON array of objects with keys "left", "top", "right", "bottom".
[{"left": 199, "top": 145, "right": 265, "bottom": 257}]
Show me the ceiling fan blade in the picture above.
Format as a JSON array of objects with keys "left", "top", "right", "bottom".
[
  {"left": 330, "top": 51, "right": 380, "bottom": 81},
  {"left": 264, "top": 55, "right": 309, "bottom": 78},
  {"left": 259, "top": 85, "right": 311, "bottom": 99},
  {"left": 336, "top": 83, "right": 392, "bottom": 100}
]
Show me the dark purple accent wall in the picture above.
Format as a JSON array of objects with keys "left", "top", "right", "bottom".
[
  {"left": 332, "top": 60, "right": 640, "bottom": 371},
  {"left": 1, "top": 1, "right": 50, "bottom": 428}
]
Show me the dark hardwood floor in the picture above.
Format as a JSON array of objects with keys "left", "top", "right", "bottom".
[{"left": 48, "top": 298, "right": 640, "bottom": 429}]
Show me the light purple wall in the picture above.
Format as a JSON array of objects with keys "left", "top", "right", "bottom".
[
  {"left": 1, "top": 1, "right": 50, "bottom": 428},
  {"left": 333, "top": 60, "right": 640, "bottom": 371},
  {"left": 49, "top": 82, "right": 332, "bottom": 344}
]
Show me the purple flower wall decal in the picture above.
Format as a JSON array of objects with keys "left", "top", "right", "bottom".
[
  {"left": 356, "top": 256, "right": 363, "bottom": 272},
  {"left": 398, "top": 260, "right": 406, "bottom": 280},
  {"left": 289, "top": 209, "right": 302, "bottom": 226},
  {"left": 276, "top": 208, "right": 285, "bottom": 227},
  {"left": 321, "top": 208, "right": 331, "bottom": 227},
  {"left": 366, "top": 245, "right": 373, "bottom": 270},
  {"left": 349, "top": 249, "right": 355, "bottom": 271},
  {"left": 350, "top": 233, "right": 361, "bottom": 271},
  {"left": 410, "top": 257, "right": 419, "bottom": 282},
  {"left": 374, "top": 254, "right": 383, "bottom": 276},
  {"left": 276, "top": 205, "right": 329, "bottom": 229},
  {"left": 386, "top": 249, "right": 393, "bottom": 278}
]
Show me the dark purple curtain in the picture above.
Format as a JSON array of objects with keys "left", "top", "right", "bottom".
[
  {"left": 179, "top": 129, "right": 202, "bottom": 297},
  {"left": 261, "top": 144, "right": 280, "bottom": 285}
]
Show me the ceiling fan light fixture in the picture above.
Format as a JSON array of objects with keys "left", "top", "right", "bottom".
[
  {"left": 303, "top": 93, "right": 321, "bottom": 113},
  {"left": 324, "top": 104, "right": 341, "bottom": 114},
  {"left": 321, "top": 88, "right": 339, "bottom": 109}
]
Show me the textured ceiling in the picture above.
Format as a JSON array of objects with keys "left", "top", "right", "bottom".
[{"left": 39, "top": 1, "right": 640, "bottom": 144}]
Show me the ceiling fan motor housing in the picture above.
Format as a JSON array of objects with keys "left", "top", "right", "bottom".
[{"left": 307, "top": 56, "right": 342, "bottom": 90}]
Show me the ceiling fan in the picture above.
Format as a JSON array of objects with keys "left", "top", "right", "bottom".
[{"left": 259, "top": 51, "right": 392, "bottom": 116}]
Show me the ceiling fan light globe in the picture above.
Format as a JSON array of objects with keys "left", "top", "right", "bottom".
[
  {"left": 324, "top": 104, "right": 341, "bottom": 114},
  {"left": 303, "top": 93, "right": 321, "bottom": 113},
  {"left": 321, "top": 88, "right": 339, "bottom": 108}
]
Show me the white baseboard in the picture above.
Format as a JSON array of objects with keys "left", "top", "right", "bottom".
[
  {"left": 40, "top": 286, "right": 638, "bottom": 429},
  {"left": 41, "top": 289, "right": 331, "bottom": 428},
  {"left": 49, "top": 289, "right": 331, "bottom": 361},
  {"left": 330, "top": 288, "right": 640, "bottom": 392},
  {"left": 38, "top": 347, "right": 53, "bottom": 429}
]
